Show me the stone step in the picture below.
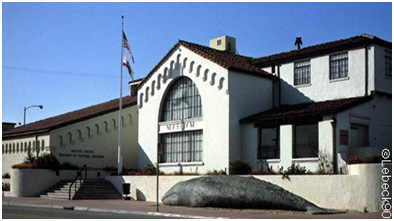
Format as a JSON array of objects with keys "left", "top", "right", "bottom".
[{"left": 40, "top": 179, "right": 121, "bottom": 200}]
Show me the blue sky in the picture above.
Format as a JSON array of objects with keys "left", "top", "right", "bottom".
[{"left": 2, "top": 2, "right": 392, "bottom": 125}]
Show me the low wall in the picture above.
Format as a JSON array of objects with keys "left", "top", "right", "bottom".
[
  {"left": 106, "top": 163, "right": 384, "bottom": 212},
  {"left": 10, "top": 169, "right": 110, "bottom": 197}
]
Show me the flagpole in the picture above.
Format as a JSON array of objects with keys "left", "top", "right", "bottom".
[{"left": 118, "top": 15, "right": 124, "bottom": 175}]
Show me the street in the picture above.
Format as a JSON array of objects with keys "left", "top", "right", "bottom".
[{"left": 2, "top": 205, "right": 182, "bottom": 219}]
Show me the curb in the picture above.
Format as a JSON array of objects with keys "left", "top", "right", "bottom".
[{"left": 2, "top": 202, "right": 228, "bottom": 219}]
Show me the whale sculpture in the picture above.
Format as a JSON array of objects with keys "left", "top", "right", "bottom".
[{"left": 162, "top": 176, "right": 340, "bottom": 214}]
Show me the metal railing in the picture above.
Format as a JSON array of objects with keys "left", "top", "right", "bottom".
[{"left": 69, "top": 164, "right": 87, "bottom": 200}]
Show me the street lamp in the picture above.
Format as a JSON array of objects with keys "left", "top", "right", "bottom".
[{"left": 24, "top": 105, "right": 43, "bottom": 125}]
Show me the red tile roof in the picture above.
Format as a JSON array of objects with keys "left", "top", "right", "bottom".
[
  {"left": 240, "top": 96, "right": 373, "bottom": 126},
  {"left": 252, "top": 34, "right": 392, "bottom": 67},
  {"left": 178, "top": 40, "right": 275, "bottom": 79},
  {"left": 137, "top": 39, "right": 277, "bottom": 89},
  {"left": 3, "top": 96, "right": 137, "bottom": 138}
]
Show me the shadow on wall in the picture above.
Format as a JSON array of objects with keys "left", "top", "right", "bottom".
[
  {"left": 280, "top": 79, "right": 313, "bottom": 105},
  {"left": 137, "top": 144, "right": 153, "bottom": 171}
]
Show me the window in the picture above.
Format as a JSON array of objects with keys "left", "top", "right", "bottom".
[
  {"left": 294, "top": 60, "right": 311, "bottom": 85},
  {"left": 259, "top": 127, "right": 280, "bottom": 159},
  {"left": 160, "top": 77, "right": 203, "bottom": 163},
  {"left": 385, "top": 51, "right": 392, "bottom": 77},
  {"left": 350, "top": 124, "right": 369, "bottom": 148},
  {"left": 330, "top": 52, "right": 348, "bottom": 80},
  {"left": 161, "top": 77, "right": 202, "bottom": 121},
  {"left": 160, "top": 130, "right": 203, "bottom": 163},
  {"left": 293, "top": 124, "right": 318, "bottom": 158},
  {"left": 217, "top": 39, "right": 222, "bottom": 46}
]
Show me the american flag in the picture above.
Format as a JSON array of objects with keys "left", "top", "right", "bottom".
[{"left": 123, "top": 31, "right": 135, "bottom": 63}]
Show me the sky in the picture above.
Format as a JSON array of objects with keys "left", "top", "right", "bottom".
[{"left": 2, "top": 2, "right": 392, "bottom": 125}]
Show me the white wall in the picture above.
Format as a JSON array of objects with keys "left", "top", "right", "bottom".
[
  {"left": 107, "top": 163, "right": 383, "bottom": 212},
  {"left": 2, "top": 134, "right": 50, "bottom": 174},
  {"left": 137, "top": 45, "right": 231, "bottom": 174},
  {"left": 50, "top": 105, "right": 138, "bottom": 170},
  {"left": 336, "top": 95, "right": 392, "bottom": 160},
  {"left": 10, "top": 168, "right": 111, "bottom": 197},
  {"left": 279, "top": 47, "right": 369, "bottom": 105},
  {"left": 374, "top": 45, "right": 392, "bottom": 94},
  {"left": 228, "top": 71, "right": 273, "bottom": 163}
]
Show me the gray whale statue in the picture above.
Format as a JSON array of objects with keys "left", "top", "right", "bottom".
[{"left": 162, "top": 176, "right": 340, "bottom": 214}]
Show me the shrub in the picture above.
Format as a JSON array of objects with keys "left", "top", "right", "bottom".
[
  {"left": 2, "top": 183, "right": 10, "bottom": 191},
  {"left": 347, "top": 155, "right": 362, "bottom": 164},
  {"left": 2, "top": 173, "right": 10, "bottom": 179},
  {"left": 317, "top": 153, "right": 334, "bottom": 174},
  {"left": 60, "top": 162, "right": 79, "bottom": 170},
  {"left": 250, "top": 168, "right": 277, "bottom": 175},
  {"left": 282, "top": 163, "right": 310, "bottom": 179},
  {"left": 143, "top": 164, "right": 158, "bottom": 175},
  {"left": 35, "top": 154, "right": 60, "bottom": 170},
  {"left": 205, "top": 169, "right": 227, "bottom": 175},
  {"left": 229, "top": 160, "right": 252, "bottom": 175},
  {"left": 24, "top": 152, "right": 36, "bottom": 164}
]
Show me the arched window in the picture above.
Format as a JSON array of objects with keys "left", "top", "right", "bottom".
[
  {"left": 159, "top": 77, "right": 203, "bottom": 163},
  {"left": 161, "top": 77, "right": 202, "bottom": 121},
  {"left": 41, "top": 140, "right": 45, "bottom": 152},
  {"left": 86, "top": 127, "right": 91, "bottom": 138}
]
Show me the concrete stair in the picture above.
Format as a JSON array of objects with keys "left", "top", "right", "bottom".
[{"left": 40, "top": 179, "right": 121, "bottom": 200}]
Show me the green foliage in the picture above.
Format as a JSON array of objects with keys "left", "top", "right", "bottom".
[
  {"left": 229, "top": 160, "right": 252, "bottom": 175},
  {"left": 35, "top": 154, "right": 60, "bottom": 170},
  {"left": 282, "top": 163, "right": 311, "bottom": 179},
  {"left": 317, "top": 153, "right": 334, "bottom": 174},
  {"left": 143, "top": 164, "right": 158, "bottom": 175},
  {"left": 2, "top": 183, "right": 10, "bottom": 191},
  {"left": 60, "top": 162, "right": 79, "bottom": 170},
  {"left": 24, "top": 151, "right": 36, "bottom": 164},
  {"left": 204, "top": 169, "right": 227, "bottom": 175}
]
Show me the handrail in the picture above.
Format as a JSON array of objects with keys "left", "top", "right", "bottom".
[{"left": 68, "top": 164, "right": 87, "bottom": 200}]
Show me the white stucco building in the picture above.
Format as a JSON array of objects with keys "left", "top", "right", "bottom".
[
  {"left": 3, "top": 34, "right": 391, "bottom": 176},
  {"left": 137, "top": 34, "right": 391, "bottom": 174},
  {"left": 2, "top": 96, "right": 138, "bottom": 174}
]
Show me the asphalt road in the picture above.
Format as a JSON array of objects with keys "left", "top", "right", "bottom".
[{"left": 2, "top": 205, "right": 182, "bottom": 219}]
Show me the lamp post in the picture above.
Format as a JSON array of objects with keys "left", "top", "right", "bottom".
[{"left": 24, "top": 105, "right": 43, "bottom": 125}]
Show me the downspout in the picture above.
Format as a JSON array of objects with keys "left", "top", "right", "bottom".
[
  {"left": 365, "top": 46, "right": 369, "bottom": 96},
  {"left": 331, "top": 115, "right": 338, "bottom": 174}
]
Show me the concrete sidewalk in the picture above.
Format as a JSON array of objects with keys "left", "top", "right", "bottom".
[{"left": 2, "top": 197, "right": 382, "bottom": 219}]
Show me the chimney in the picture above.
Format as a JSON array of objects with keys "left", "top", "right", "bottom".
[
  {"left": 209, "top": 36, "right": 236, "bottom": 53},
  {"left": 295, "top": 37, "right": 303, "bottom": 50}
]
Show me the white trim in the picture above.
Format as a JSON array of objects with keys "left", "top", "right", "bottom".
[
  {"left": 292, "top": 157, "right": 319, "bottom": 163},
  {"left": 294, "top": 83, "right": 311, "bottom": 88},
  {"left": 329, "top": 76, "right": 350, "bottom": 83},
  {"left": 159, "top": 162, "right": 204, "bottom": 167}
]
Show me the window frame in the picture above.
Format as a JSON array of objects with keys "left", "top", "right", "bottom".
[
  {"left": 294, "top": 59, "right": 311, "bottom": 86},
  {"left": 258, "top": 127, "right": 280, "bottom": 160},
  {"left": 329, "top": 52, "right": 349, "bottom": 80},
  {"left": 293, "top": 123, "right": 319, "bottom": 159}
]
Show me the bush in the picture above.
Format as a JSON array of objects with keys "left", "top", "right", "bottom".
[
  {"left": 205, "top": 169, "right": 227, "bottom": 175},
  {"left": 143, "top": 164, "right": 157, "bottom": 175},
  {"left": 347, "top": 155, "right": 362, "bottom": 164},
  {"left": 250, "top": 168, "right": 277, "bottom": 175},
  {"left": 35, "top": 154, "right": 60, "bottom": 170},
  {"left": 60, "top": 162, "right": 79, "bottom": 170},
  {"left": 229, "top": 160, "right": 252, "bottom": 175},
  {"left": 2, "top": 183, "right": 10, "bottom": 191},
  {"left": 282, "top": 163, "right": 310, "bottom": 179}
]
